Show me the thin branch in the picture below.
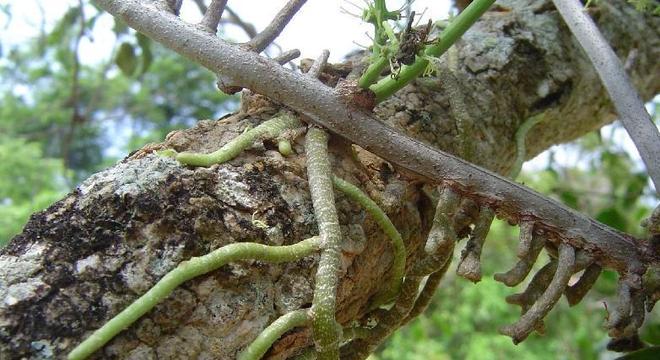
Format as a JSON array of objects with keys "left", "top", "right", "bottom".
[
  {"left": 164, "top": 0, "right": 182, "bottom": 15},
  {"left": 494, "top": 233, "right": 545, "bottom": 287},
  {"left": 95, "top": 0, "right": 657, "bottom": 284},
  {"left": 552, "top": 0, "right": 660, "bottom": 193},
  {"left": 61, "top": 1, "right": 86, "bottom": 179},
  {"left": 199, "top": 0, "right": 228, "bottom": 33},
  {"left": 456, "top": 206, "right": 494, "bottom": 282},
  {"left": 500, "top": 243, "right": 575, "bottom": 343},
  {"left": 274, "top": 49, "right": 301, "bottom": 65},
  {"left": 246, "top": 0, "right": 308, "bottom": 52},
  {"left": 565, "top": 263, "right": 602, "bottom": 306},
  {"left": 307, "top": 49, "right": 330, "bottom": 79},
  {"left": 410, "top": 187, "right": 460, "bottom": 276}
]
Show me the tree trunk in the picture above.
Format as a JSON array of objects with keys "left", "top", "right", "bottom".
[{"left": 1, "top": 0, "right": 657, "bottom": 358}]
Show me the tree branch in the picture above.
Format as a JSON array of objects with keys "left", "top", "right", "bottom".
[
  {"left": 198, "top": 0, "right": 227, "bottom": 33},
  {"left": 552, "top": 0, "right": 660, "bottom": 193},
  {"left": 245, "top": 0, "right": 307, "bottom": 52},
  {"left": 95, "top": 0, "right": 656, "bottom": 278}
]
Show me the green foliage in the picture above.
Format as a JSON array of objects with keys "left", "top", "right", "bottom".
[
  {"left": 0, "top": 3, "right": 237, "bottom": 245},
  {"left": 0, "top": 136, "right": 68, "bottom": 246}
]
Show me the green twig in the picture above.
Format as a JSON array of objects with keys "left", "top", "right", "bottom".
[
  {"left": 358, "top": 56, "right": 388, "bottom": 89},
  {"left": 357, "top": 1, "right": 400, "bottom": 88},
  {"left": 332, "top": 176, "right": 405, "bottom": 305},
  {"left": 68, "top": 237, "right": 321, "bottom": 360},
  {"left": 305, "top": 127, "right": 343, "bottom": 359},
  {"left": 369, "top": 0, "right": 496, "bottom": 102},
  {"left": 166, "top": 113, "right": 302, "bottom": 167},
  {"left": 238, "top": 309, "right": 311, "bottom": 360},
  {"left": 363, "top": 0, "right": 400, "bottom": 46}
]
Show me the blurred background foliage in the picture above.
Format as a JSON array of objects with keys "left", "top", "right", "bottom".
[
  {"left": 0, "top": 1, "right": 657, "bottom": 359},
  {"left": 0, "top": 2, "right": 237, "bottom": 243}
]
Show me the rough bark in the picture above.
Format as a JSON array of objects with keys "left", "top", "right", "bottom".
[{"left": 1, "top": 0, "right": 658, "bottom": 359}]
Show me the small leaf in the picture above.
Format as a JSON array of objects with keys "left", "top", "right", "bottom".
[
  {"left": 136, "top": 33, "right": 153, "bottom": 75},
  {"left": 596, "top": 207, "right": 627, "bottom": 232},
  {"left": 115, "top": 42, "right": 137, "bottom": 76}
]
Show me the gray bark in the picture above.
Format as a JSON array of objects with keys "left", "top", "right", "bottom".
[{"left": 1, "top": 0, "right": 658, "bottom": 358}]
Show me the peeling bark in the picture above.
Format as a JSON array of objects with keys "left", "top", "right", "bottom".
[{"left": 1, "top": 0, "right": 658, "bottom": 359}]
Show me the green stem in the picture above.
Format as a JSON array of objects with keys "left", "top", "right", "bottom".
[
  {"left": 305, "top": 127, "right": 343, "bottom": 359},
  {"left": 332, "top": 176, "right": 405, "bottom": 305},
  {"left": 510, "top": 114, "right": 544, "bottom": 179},
  {"left": 369, "top": 0, "right": 496, "bottom": 102},
  {"left": 358, "top": 56, "right": 388, "bottom": 89},
  {"left": 238, "top": 309, "right": 311, "bottom": 360},
  {"left": 366, "top": 0, "right": 400, "bottom": 45},
  {"left": 173, "top": 113, "right": 302, "bottom": 167},
  {"left": 68, "top": 237, "right": 321, "bottom": 360}
]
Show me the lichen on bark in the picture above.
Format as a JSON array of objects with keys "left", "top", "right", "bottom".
[{"left": 0, "top": 114, "right": 429, "bottom": 359}]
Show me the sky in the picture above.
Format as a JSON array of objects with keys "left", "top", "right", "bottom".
[{"left": 0, "top": 0, "right": 656, "bottom": 192}]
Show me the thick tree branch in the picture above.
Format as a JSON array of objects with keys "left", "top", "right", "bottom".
[{"left": 95, "top": 0, "right": 657, "bottom": 276}]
